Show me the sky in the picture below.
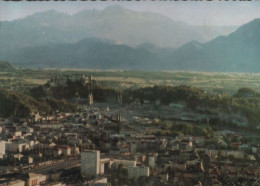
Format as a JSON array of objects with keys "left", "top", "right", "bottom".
[{"left": 1, "top": 1, "right": 260, "bottom": 26}]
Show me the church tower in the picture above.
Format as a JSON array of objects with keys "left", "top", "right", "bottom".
[{"left": 88, "top": 92, "right": 93, "bottom": 106}]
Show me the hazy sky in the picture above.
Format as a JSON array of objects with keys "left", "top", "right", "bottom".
[{"left": 1, "top": 1, "right": 260, "bottom": 26}]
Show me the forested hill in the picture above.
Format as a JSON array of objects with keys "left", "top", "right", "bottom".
[
  {"left": 125, "top": 86, "right": 260, "bottom": 126},
  {"left": 0, "top": 61, "right": 16, "bottom": 71},
  {"left": 30, "top": 79, "right": 120, "bottom": 103},
  {"left": 0, "top": 88, "right": 77, "bottom": 118}
]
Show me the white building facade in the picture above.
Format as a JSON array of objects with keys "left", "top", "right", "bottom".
[
  {"left": 0, "top": 140, "right": 6, "bottom": 156},
  {"left": 81, "top": 150, "right": 100, "bottom": 178}
]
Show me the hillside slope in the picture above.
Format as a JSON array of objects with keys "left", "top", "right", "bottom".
[{"left": 166, "top": 18, "right": 260, "bottom": 72}]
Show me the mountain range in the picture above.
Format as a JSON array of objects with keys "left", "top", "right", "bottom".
[
  {"left": 1, "top": 6, "right": 260, "bottom": 72},
  {"left": 0, "top": 5, "right": 237, "bottom": 50}
]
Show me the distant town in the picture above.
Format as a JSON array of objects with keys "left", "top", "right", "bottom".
[{"left": 0, "top": 74, "right": 260, "bottom": 186}]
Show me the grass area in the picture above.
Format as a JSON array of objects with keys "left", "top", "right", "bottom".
[
  {"left": 1, "top": 69, "right": 260, "bottom": 95},
  {"left": 23, "top": 78, "right": 47, "bottom": 85}
]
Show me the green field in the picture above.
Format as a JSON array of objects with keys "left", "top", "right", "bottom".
[{"left": 1, "top": 69, "right": 260, "bottom": 95}]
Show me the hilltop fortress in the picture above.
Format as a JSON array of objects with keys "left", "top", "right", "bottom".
[
  {"left": 46, "top": 73, "right": 96, "bottom": 105},
  {"left": 47, "top": 73, "right": 95, "bottom": 88}
]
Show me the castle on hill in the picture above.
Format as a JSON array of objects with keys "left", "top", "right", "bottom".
[{"left": 47, "top": 73, "right": 94, "bottom": 88}]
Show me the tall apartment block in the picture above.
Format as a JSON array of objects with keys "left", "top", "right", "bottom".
[{"left": 81, "top": 150, "right": 100, "bottom": 178}]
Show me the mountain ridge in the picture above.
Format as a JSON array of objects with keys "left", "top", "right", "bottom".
[
  {"left": 0, "top": 5, "right": 238, "bottom": 50},
  {"left": 1, "top": 37, "right": 161, "bottom": 70},
  {"left": 2, "top": 17, "right": 260, "bottom": 72}
]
